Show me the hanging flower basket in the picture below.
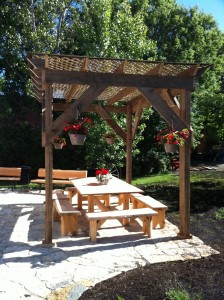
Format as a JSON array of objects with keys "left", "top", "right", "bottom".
[
  {"left": 156, "top": 128, "right": 189, "bottom": 153},
  {"left": 164, "top": 143, "right": 178, "bottom": 153},
  {"left": 52, "top": 137, "right": 66, "bottom": 149},
  {"left": 53, "top": 143, "right": 64, "bottom": 149},
  {"left": 103, "top": 131, "right": 116, "bottom": 145},
  {"left": 105, "top": 137, "right": 115, "bottom": 145},
  {"left": 69, "top": 133, "right": 86, "bottom": 145},
  {"left": 64, "top": 116, "right": 92, "bottom": 145}
]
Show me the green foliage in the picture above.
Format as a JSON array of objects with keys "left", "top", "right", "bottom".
[
  {"left": 64, "top": 0, "right": 156, "bottom": 58},
  {"left": 82, "top": 110, "right": 145, "bottom": 171},
  {"left": 215, "top": 207, "right": 224, "bottom": 221},
  {"left": 165, "top": 288, "right": 202, "bottom": 300},
  {"left": 1, "top": 0, "right": 224, "bottom": 173}
]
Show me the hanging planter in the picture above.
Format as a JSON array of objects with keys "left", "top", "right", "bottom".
[
  {"left": 105, "top": 137, "right": 115, "bottom": 145},
  {"left": 52, "top": 137, "right": 66, "bottom": 149},
  {"left": 64, "top": 116, "right": 92, "bottom": 146},
  {"left": 69, "top": 133, "right": 86, "bottom": 145},
  {"left": 164, "top": 143, "right": 178, "bottom": 153},
  {"left": 103, "top": 131, "right": 116, "bottom": 145},
  {"left": 156, "top": 128, "right": 189, "bottom": 153},
  {"left": 53, "top": 143, "right": 64, "bottom": 149}
]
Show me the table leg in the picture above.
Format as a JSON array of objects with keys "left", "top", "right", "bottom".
[
  {"left": 88, "top": 195, "right": 95, "bottom": 212},
  {"left": 77, "top": 192, "right": 83, "bottom": 210},
  {"left": 121, "top": 193, "right": 130, "bottom": 225}
]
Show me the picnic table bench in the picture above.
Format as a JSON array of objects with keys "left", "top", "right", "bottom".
[
  {"left": 53, "top": 189, "right": 81, "bottom": 236},
  {"left": 31, "top": 168, "right": 87, "bottom": 191},
  {"left": 0, "top": 167, "right": 22, "bottom": 190},
  {"left": 130, "top": 193, "right": 168, "bottom": 229},
  {"left": 86, "top": 208, "right": 158, "bottom": 242}
]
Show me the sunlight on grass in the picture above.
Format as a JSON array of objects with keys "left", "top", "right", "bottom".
[
  {"left": 132, "top": 173, "right": 179, "bottom": 185},
  {"left": 132, "top": 171, "right": 224, "bottom": 187}
]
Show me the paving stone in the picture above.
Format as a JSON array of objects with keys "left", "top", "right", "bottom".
[{"left": 0, "top": 189, "right": 219, "bottom": 299}]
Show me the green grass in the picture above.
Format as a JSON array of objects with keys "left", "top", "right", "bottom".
[
  {"left": 132, "top": 171, "right": 224, "bottom": 188},
  {"left": 165, "top": 289, "right": 202, "bottom": 300}
]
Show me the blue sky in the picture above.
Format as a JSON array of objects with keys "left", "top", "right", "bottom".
[{"left": 176, "top": 0, "right": 224, "bottom": 32}]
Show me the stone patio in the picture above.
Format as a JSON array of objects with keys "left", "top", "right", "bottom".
[{"left": 0, "top": 189, "right": 219, "bottom": 299}]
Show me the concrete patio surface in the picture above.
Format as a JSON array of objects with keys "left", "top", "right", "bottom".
[{"left": 0, "top": 189, "right": 219, "bottom": 299}]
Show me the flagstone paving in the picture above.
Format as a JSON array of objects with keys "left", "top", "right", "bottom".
[{"left": 0, "top": 189, "right": 219, "bottom": 299}]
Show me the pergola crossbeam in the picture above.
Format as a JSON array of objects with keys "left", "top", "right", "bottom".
[{"left": 44, "top": 70, "right": 196, "bottom": 89}]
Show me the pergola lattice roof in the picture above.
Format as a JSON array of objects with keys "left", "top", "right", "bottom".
[{"left": 27, "top": 53, "right": 210, "bottom": 105}]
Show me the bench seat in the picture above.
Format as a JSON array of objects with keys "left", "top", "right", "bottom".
[
  {"left": 0, "top": 167, "right": 22, "bottom": 190},
  {"left": 130, "top": 193, "right": 168, "bottom": 229},
  {"left": 31, "top": 168, "right": 87, "bottom": 191},
  {"left": 31, "top": 179, "right": 72, "bottom": 185},
  {"left": 86, "top": 207, "right": 157, "bottom": 242},
  {"left": 53, "top": 189, "right": 81, "bottom": 236}
]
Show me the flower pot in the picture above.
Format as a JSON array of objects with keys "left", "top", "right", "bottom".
[
  {"left": 69, "top": 133, "right": 86, "bottom": 145},
  {"left": 164, "top": 143, "right": 178, "bottom": 153},
  {"left": 53, "top": 143, "right": 64, "bottom": 149},
  {"left": 105, "top": 137, "right": 115, "bottom": 145},
  {"left": 97, "top": 178, "right": 109, "bottom": 185},
  {"left": 102, "top": 179, "right": 109, "bottom": 185}
]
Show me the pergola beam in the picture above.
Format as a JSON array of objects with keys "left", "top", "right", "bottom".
[
  {"left": 52, "top": 103, "right": 127, "bottom": 114},
  {"left": 94, "top": 105, "right": 126, "bottom": 143},
  {"left": 138, "top": 87, "right": 190, "bottom": 134},
  {"left": 51, "top": 85, "right": 107, "bottom": 138},
  {"left": 43, "top": 69, "right": 196, "bottom": 90}
]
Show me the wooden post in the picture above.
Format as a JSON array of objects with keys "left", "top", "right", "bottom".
[
  {"left": 42, "top": 84, "right": 54, "bottom": 246},
  {"left": 126, "top": 104, "right": 133, "bottom": 183},
  {"left": 178, "top": 89, "right": 192, "bottom": 239}
]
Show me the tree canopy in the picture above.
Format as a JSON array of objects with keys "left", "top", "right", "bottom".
[{"left": 1, "top": 0, "right": 224, "bottom": 174}]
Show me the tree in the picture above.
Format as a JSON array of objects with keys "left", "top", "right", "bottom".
[
  {"left": 1, "top": 0, "right": 153, "bottom": 171},
  {"left": 143, "top": 0, "right": 224, "bottom": 155}
]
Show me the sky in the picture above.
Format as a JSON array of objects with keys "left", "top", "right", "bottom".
[{"left": 176, "top": 0, "right": 224, "bottom": 32}]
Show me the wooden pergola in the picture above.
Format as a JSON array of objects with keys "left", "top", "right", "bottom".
[{"left": 27, "top": 53, "right": 210, "bottom": 245}]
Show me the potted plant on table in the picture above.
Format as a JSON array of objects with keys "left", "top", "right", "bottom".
[
  {"left": 64, "top": 116, "right": 92, "bottom": 145},
  {"left": 156, "top": 128, "right": 189, "bottom": 153},
  {"left": 52, "top": 136, "right": 66, "bottom": 149},
  {"left": 96, "top": 168, "right": 112, "bottom": 184},
  {"left": 103, "top": 131, "right": 116, "bottom": 144}
]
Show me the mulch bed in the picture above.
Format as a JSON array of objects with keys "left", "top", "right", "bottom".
[{"left": 78, "top": 209, "right": 224, "bottom": 300}]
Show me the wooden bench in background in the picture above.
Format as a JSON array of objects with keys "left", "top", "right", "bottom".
[
  {"left": 130, "top": 193, "right": 168, "bottom": 229},
  {"left": 31, "top": 168, "right": 87, "bottom": 191},
  {"left": 0, "top": 167, "right": 22, "bottom": 190},
  {"left": 53, "top": 189, "right": 81, "bottom": 236},
  {"left": 85, "top": 208, "right": 157, "bottom": 242}
]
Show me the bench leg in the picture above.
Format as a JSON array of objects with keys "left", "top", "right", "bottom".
[
  {"left": 89, "top": 220, "right": 97, "bottom": 242},
  {"left": 137, "top": 202, "right": 166, "bottom": 229},
  {"left": 61, "top": 215, "right": 78, "bottom": 236},
  {"left": 53, "top": 201, "right": 61, "bottom": 222},
  {"left": 68, "top": 189, "right": 77, "bottom": 204},
  {"left": 142, "top": 216, "right": 152, "bottom": 237},
  {"left": 152, "top": 209, "right": 166, "bottom": 229}
]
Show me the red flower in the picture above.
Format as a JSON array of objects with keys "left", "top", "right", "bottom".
[
  {"left": 156, "top": 128, "right": 189, "bottom": 146},
  {"left": 96, "top": 170, "right": 101, "bottom": 176},
  {"left": 101, "top": 168, "right": 109, "bottom": 175},
  {"left": 64, "top": 116, "right": 92, "bottom": 135}
]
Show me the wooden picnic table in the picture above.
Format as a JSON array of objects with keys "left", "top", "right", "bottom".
[{"left": 70, "top": 176, "right": 144, "bottom": 225}]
